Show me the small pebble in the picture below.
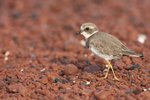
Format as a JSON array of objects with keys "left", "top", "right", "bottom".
[
  {"left": 63, "top": 64, "right": 78, "bottom": 75},
  {"left": 20, "top": 69, "right": 24, "bottom": 72},
  {"left": 40, "top": 76, "right": 48, "bottom": 84},
  {"left": 4, "top": 51, "right": 10, "bottom": 61},
  {"left": 94, "top": 91, "right": 114, "bottom": 100},
  {"left": 81, "top": 81, "right": 90, "bottom": 86},
  {"left": 80, "top": 72, "right": 96, "bottom": 80},
  {"left": 7, "top": 83, "right": 27, "bottom": 96},
  {"left": 137, "top": 34, "right": 147, "bottom": 44},
  {"left": 46, "top": 72, "right": 59, "bottom": 82},
  {"left": 40, "top": 68, "right": 46, "bottom": 72},
  {"left": 84, "top": 65, "right": 101, "bottom": 73},
  {"left": 143, "top": 88, "right": 150, "bottom": 92},
  {"left": 73, "top": 80, "right": 76, "bottom": 83},
  {"left": 86, "top": 81, "right": 90, "bottom": 85}
]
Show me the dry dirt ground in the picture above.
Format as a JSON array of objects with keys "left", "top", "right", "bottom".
[{"left": 0, "top": 0, "right": 150, "bottom": 100}]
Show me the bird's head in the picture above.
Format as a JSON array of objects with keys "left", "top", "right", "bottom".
[{"left": 77, "top": 23, "right": 98, "bottom": 39}]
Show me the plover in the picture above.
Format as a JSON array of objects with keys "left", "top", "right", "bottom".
[{"left": 77, "top": 23, "right": 143, "bottom": 81}]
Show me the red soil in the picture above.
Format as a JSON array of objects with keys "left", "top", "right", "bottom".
[{"left": 0, "top": 0, "right": 150, "bottom": 100}]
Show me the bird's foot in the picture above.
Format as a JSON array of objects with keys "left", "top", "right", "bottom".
[{"left": 113, "top": 77, "right": 120, "bottom": 81}]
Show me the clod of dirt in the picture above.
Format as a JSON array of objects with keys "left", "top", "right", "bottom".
[
  {"left": 63, "top": 64, "right": 78, "bottom": 75},
  {"left": 94, "top": 91, "right": 115, "bottom": 100}
]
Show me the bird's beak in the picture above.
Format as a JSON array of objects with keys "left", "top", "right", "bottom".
[{"left": 76, "top": 30, "right": 82, "bottom": 35}]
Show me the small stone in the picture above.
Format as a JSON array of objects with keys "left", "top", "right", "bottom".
[
  {"left": 81, "top": 81, "right": 89, "bottom": 86},
  {"left": 125, "top": 88, "right": 142, "bottom": 95},
  {"left": 138, "top": 91, "right": 150, "bottom": 100},
  {"left": 122, "top": 56, "right": 132, "bottom": 65},
  {"left": 7, "top": 84, "right": 18, "bottom": 93},
  {"left": 20, "top": 69, "right": 24, "bottom": 72},
  {"left": 114, "top": 60, "right": 126, "bottom": 70},
  {"left": 53, "top": 78, "right": 60, "bottom": 83},
  {"left": 4, "top": 51, "right": 10, "bottom": 61},
  {"left": 132, "top": 58, "right": 142, "bottom": 65},
  {"left": 18, "top": 84, "right": 28, "bottom": 96},
  {"left": 94, "top": 91, "right": 115, "bottom": 100},
  {"left": 40, "top": 76, "right": 48, "bottom": 84},
  {"left": 63, "top": 64, "right": 78, "bottom": 75},
  {"left": 40, "top": 68, "right": 46, "bottom": 72},
  {"left": 125, "top": 95, "right": 136, "bottom": 100},
  {"left": 46, "top": 72, "right": 59, "bottom": 82},
  {"left": 80, "top": 72, "right": 96, "bottom": 80},
  {"left": 126, "top": 64, "right": 140, "bottom": 70},
  {"left": 137, "top": 34, "right": 147, "bottom": 44},
  {"left": 86, "top": 81, "right": 90, "bottom": 85},
  {"left": 84, "top": 65, "right": 101, "bottom": 73},
  {"left": 7, "top": 83, "right": 27, "bottom": 96},
  {"left": 143, "top": 89, "right": 147, "bottom": 92},
  {"left": 73, "top": 80, "right": 76, "bottom": 83},
  {"left": 81, "top": 89, "right": 93, "bottom": 96}
]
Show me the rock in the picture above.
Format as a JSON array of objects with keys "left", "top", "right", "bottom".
[
  {"left": 114, "top": 60, "right": 126, "bottom": 70},
  {"left": 7, "top": 83, "right": 27, "bottom": 96},
  {"left": 19, "top": 84, "right": 28, "bottom": 96},
  {"left": 94, "top": 91, "right": 115, "bottom": 100},
  {"left": 51, "top": 63, "right": 63, "bottom": 71},
  {"left": 132, "top": 58, "right": 142, "bottom": 65},
  {"left": 83, "top": 65, "right": 101, "bottom": 73},
  {"left": 81, "top": 89, "right": 93, "bottom": 96},
  {"left": 63, "top": 64, "right": 78, "bottom": 75},
  {"left": 46, "top": 71, "right": 59, "bottom": 82},
  {"left": 125, "top": 64, "right": 140, "bottom": 70},
  {"left": 122, "top": 56, "right": 132, "bottom": 65},
  {"left": 125, "top": 95, "right": 136, "bottom": 100},
  {"left": 7, "top": 84, "right": 18, "bottom": 93},
  {"left": 39, "top": 76, "right": 49, "bottom": 84},
  {"left": 80, "top": 72, "right": 96, "bottom": 80},
  {"left": 125, "top": 88, "right": 142, "bottom": 95},
  {"left": 138, "top": 91, "right": 150, "bottom": 100}
]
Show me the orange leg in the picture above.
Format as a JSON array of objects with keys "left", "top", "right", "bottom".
[{"left": 104, "top": 60, "right": 120, "bottom": 81}]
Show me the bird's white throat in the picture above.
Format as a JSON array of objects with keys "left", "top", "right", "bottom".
[{"left": 81, "top": 31, "right": 98, "bottom": 39}]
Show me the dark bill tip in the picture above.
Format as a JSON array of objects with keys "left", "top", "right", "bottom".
[{"left": 76, "top": 31, "right": 81, "bottom": 35}]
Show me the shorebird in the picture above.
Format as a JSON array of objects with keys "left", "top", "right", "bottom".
[{"left": 77, "top": 23, "right": 143, "bottom": 81}]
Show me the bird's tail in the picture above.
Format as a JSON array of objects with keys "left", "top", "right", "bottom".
[{"left": 123, "top": 50, "right": 144, "bottom": 58}]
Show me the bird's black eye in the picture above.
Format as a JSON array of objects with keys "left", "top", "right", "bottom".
[{"left": 85, "top": 27, "right": 89, "bottom": 31}]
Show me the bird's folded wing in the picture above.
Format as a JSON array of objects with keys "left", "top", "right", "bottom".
[{"left": 88, "top": 34, "right": 123, "bottom": 56}]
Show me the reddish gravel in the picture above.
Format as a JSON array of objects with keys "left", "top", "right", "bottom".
[{"left": 0, "top": 0, "right": 150, "bottom": 100}]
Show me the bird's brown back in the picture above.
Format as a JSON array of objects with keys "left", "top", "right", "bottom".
[{"left": 86, "top": 32, "right": 133, "bottom": 59}]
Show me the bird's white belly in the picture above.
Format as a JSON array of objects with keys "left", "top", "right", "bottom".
[{"left": 90, "top": 47, "right": 113, "bottom": 60}]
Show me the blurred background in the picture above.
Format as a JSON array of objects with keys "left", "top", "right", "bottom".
[
  {"left": 0, "top": 0, "right": 150, "bottom": 99},
  {"left": 0, "top": 0, "right": 150, "bottom": 53}
]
